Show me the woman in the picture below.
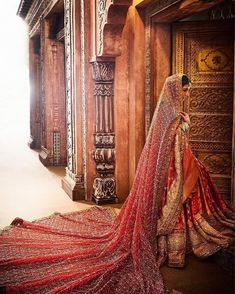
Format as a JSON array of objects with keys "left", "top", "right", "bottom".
[
  {"left": 156, "top": 74, "right": 234, "bottom": 268},
  {"left": 0, "top": 74, "right": 234, "bottom": 293}
]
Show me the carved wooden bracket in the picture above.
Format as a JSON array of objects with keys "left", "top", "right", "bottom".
[{"left": 96, "top": 0, "right": 132, "bottom": 57}]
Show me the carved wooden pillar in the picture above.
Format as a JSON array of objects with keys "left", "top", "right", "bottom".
[
  {"left": 39, "top": 18, "right": 67, "bottom": 166},
  {"left": 28, "top": 36, "right": 41, "bottom": 149},
  {"left": 91, "top": 61, "right": 118, "bottom": 204},
  {"left": 61, "top": 0, "right": 131, "bottom": 201},
  {"left": 90, "top": 0, "right": 131, "bottom": 203},
  {"left": 62, "top": 0, "right": 85, "bottom": 200}
]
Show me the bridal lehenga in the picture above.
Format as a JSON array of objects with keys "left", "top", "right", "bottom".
[{"left": 0, "top": 74, "right": 234, "bottom": 293}]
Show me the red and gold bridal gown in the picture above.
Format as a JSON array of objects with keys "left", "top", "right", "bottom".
[{"left": 0, "top": 74, "right": 234, "bottom": 293}]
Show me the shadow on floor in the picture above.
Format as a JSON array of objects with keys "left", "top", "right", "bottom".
[{"left": 161, "top": 254, "right": 234, "bottom": 294}]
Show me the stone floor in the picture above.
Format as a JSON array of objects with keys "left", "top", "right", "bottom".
[{"left": 162, "top": 254, "right": 234, "bottom": 294}]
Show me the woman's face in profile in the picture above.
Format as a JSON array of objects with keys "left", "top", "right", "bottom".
[{"left": 182, "top": 83, "right": 191, "bottom": 100}]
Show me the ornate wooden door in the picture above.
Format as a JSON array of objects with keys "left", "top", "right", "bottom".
[{"left": 173, "top": 21, "right": 234, "bottom": 202}]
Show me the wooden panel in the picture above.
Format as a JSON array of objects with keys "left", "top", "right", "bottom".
[
  {"left": 190, "top": 114, "right": 232, "bottom": 142},
  {"left": 153, "top": 23, "right": 171, "bottom": 110},
  {"left": 173, "top": 20, "right": 234, "bottom": 201},
  {"left": 41, "top": 18, "right": 66, "bottom": 165},
  {"left": 189, "top": 88, "right": 233, "bottom": 114}
]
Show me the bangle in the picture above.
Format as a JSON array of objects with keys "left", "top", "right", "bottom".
[{"left": 182, "top": 122, "right": 190, "bottom": 131}]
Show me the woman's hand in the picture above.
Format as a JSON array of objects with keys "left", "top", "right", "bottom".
[{"left": 179, "top": 111, "right": 190, "bottom": 125}]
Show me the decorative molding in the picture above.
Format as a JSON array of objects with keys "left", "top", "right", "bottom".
[
  {"left": 53, "top": 131, "right": 61, "bottom": 165},
  {"left": 93, "top": 178, "right": 116, "bottom": 202},
  {"left": 209, "top": 0, "right": 234, "bottom": 20},
  {"left": 202, "top": 153, "right": 231, "bottom": 175},
  {"left": 91, "top": 61, "right": 118, "bottom": 204},
  {"left": 62, "top": 168, "right": 85, "bottom": 201},
  {"left": 92, "top": 60, "right": 115, "bottom": 81},
  {"left": 95, "top": 0, "right": 131, "bottom": 57},
  {"left": 185, "top": 33, "right": 233, "bottom": 84},
  {"left": 190, "top": 141, "right": 232, "bottom": 153},
  {"left": 26, "top": 0, "right": 44, "bottom": 33},
  {"left": 93, "top": 148, "right": 115, "bottom": 174},
  {"left": 96, "top": 0, "right": 113, "bottom": 56},
  {"left": 56, "top": 28, "right": 65, "bottom": 41},
  {"left": 199, "top": 49, "right": 232, "bottom": 72},
  {"left": 81, "top": 0, "right": 87, "bottom": 197},
  {"left": 40, "top": 18, "right": 46, "bottom": 148},
  {"left": 94, "top": 84, "right": 113, "bottom": 96},
  {"left": 64, "top": 0, "right": 74, "bottom": 174},
  {"left": 61, "top": 0, "right": 85, "bottom": 200},
  {"left": 144, "top": 13, "right": 151, "bottom": 137},
  {"left": 17, "top": 0, "right": 34, "bottom": 18},
  {"left": 145, "top": 0, "right": 181, "bottom": 17},
  {"left": 95, "top": 133, "right": 115, "bottom": 147},
  {"left": 21, "top": 0, "right": 60, "bottom": 36}
]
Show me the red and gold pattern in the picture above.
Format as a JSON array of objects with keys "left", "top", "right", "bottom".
[
  {"left": 0, "top": 74, "right": 234, "bottom": 293},
  {"left": 156, "top": 115, "right": 235, "bottom": 268}
]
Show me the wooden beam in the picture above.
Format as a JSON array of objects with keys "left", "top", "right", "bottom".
[{"left": 152, "top": 0, "right": 225, "bottom": 22}]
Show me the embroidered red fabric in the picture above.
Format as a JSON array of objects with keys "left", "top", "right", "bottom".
[
  {"left": 0, "top": 74, "right": 233, "bottom": 293},
  {"left": 1, "top": 75, "right": 181, "bottom": 293}
]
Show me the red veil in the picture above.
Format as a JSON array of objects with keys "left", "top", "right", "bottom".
[{"left": 0, "top": 74, "right": 234, "bottom": 293}]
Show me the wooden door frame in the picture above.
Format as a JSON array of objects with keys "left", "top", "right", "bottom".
[
  {"left": 173, "top": 20, "right": 233, "bottom": 202},
  {"left": 143, "top": 0, "right": 225, "bottom": 133},
  {"left": 141, "top": 0, "right": 234, "bottom": 203}
]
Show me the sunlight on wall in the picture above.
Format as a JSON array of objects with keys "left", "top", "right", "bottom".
[{"left": 0, "top": 1, "right": 30, "bottom": 147}]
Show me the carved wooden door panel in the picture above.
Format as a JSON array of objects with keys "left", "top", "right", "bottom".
[{"left": 173, "top": 21, "right": 234, "bottom": 201}]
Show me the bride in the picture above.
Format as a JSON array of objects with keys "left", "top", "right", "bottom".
[{"left": 0, "top": 74, "right": 234, "bottom": 293}]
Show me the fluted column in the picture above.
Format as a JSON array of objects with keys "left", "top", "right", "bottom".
[{"left": 91, "top": 61, "right": 118, "bottom": 204}]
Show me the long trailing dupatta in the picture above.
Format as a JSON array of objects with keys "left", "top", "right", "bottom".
[{"left": 0, "top": 75, "right": 182, "bottom": 293}]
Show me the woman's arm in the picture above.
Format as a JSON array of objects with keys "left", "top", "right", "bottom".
[
  {"left": 179, "top": 111, "right": 190, "bottom": 125},
  {"left": 179, "top": 111, "right": 190, "bottom": 132}
]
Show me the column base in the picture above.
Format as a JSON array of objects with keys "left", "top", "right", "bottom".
[
  {"left": 92, "top": 195, "right": 118, "bottom": 205},
  {"left": 92, "top": 177, "right": 119, "bottom": 205},
  {"left": 62, "top": 170, "right": 85, "bottom": 201}
]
